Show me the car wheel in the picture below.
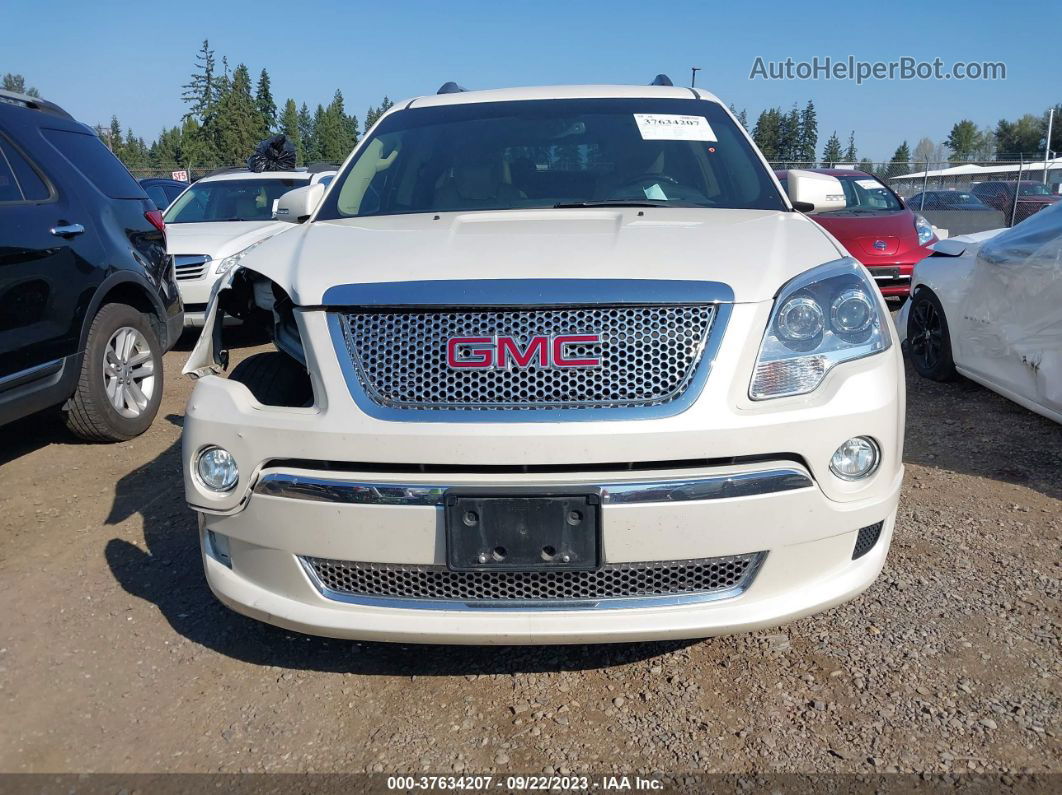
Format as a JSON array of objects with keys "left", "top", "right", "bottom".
[
  {"left": 906, "top": 290, "right": 956, "bottom": 382},
  {"left": 65, "top": 303, "right": 164, "bottom": 441},
  {"left": 228, "top": 352, "right": 313, "bottom": 406}
]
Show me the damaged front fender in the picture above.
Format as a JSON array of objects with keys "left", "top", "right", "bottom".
[{"left": 182, "top": 267, "right": 242, "bottom": 378}]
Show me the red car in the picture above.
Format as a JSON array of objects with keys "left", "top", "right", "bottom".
[
  {"left": 775, "top": 169, "right": 936, "bottom": 298},
  {"left": 969, "top": 180, "right": 1061, "bottom": 221}
]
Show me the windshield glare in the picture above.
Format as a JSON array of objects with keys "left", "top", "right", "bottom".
[
  {"left": 164, "top": 178, "right": 308, "bottom": 223},
  {"left": 317, "top": 98, "right": 786, "bottom": 218}
]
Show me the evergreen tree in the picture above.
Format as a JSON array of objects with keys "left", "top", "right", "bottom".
[
  {"left": 778, "top": 106, "right": 800, "bottom": 163},
  {"left": 2, "top": 73, "right": 40, "bottom": 97},
  {"left": 728, "top": 104, "right": 748, "bottom": 130},
  {"left": 254, "top": 68, "right": 276, "bottom": 138},
  {"left": 214, "top": 64, "right": 260, "bottom": 164},
  {"left": 309, "top": 104, "right": 327, "bottom": 162},
  {"left": 752, "top": 109, "right": 782, "bottom": 161},
  {"left": 857, "top": 158, "right": 876, "bottom": 175},
  {"left": 181, "top": 40, "right": 220, "bottom": 121},
  {"left": 122, "top": 130, "right": 150, "bottom": 169},
  {"left": 821, "top": 131, "right": 843, "bottom": 166},
  {"left": 843, "top": 132, "right": 857, "bottom": 163},
  {"left": 106, "top": 116, "right": 124, "bottom": 157},
  {"left": 298, "top": 102, "right": 318, "bottom": 162},
  {"left": 150, "top": 126, "right": 186, "bottom": 169},
  {"left": 316, "top": 90, "right": 355, "bottom": 162},
  {"left": 797, "top": 101, "right": 817, "bottom": 164},
  {"left": 365, "top": 96, "right": 394, "bottom": 131},
  {"left": 945, "top": 120, "right": 981, "bottom": 162},
  {"left": 279, "top": 99, "right": 303, "bottom": 164},
  {"left": 884, "top": 141, "right": 912, "bottom": 178}
]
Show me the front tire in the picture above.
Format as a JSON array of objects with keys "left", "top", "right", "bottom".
[
  {"left": 65, "top": 303, "right": 164, "bottom": 441},
  {"left": 228, "top": 352, "right": 313, "bottom": 406},
  {"left": 906, "top": 290, "right": 956, "bottom": 381}
]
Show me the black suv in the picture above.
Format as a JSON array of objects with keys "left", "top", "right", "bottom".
[{"left": 0, "top": 90, "right": 183, "bottom": 441}]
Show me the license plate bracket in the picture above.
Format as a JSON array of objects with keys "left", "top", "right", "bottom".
[{"left": 445, "top": 493, "right": 601, "bottom": 572}]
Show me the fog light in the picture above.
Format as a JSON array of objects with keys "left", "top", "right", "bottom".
[
  {"left": 196, "top": 446, "right": 239, "bottom": 491},
  {"left": 830, "top": 436, "right": 880, "bottom": 480}
]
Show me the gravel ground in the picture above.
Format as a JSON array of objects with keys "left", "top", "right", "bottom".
[{"left": 0, "top": 328, "right": 1058, "bottom": 778}]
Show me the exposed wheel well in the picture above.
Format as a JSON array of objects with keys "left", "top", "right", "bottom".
[{"left": 93, "top": 281, "right": 164, "bottom": 345}]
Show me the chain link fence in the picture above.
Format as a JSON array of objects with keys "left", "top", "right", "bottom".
[{"left": 770, "top": 159, "right": 1062, "bottom": 236}]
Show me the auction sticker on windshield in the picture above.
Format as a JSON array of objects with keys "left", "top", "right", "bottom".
[{"left": 634, "top": 113, "right": 717, "bottom": 141}]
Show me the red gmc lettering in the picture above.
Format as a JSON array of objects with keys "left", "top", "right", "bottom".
[
  {"left": 446, "top": 334, "right": 603, "bottom": 369},
  {"left": 552, "top": 334, "right": 602, "bottom": 367},
  {"left": 447, "top": 336, "right": 494, "bottom": 368},
  {"left": 497, "top": 336, "right": 548, "bottom": 369}
]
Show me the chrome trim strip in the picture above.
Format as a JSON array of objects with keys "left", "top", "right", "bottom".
[
  {"left": 253, "top": 467, "right": 813, "bottom": 506},
  {"left": 321, "top": 278, "right": 735, "bottom": 308},
  {"left": 297, "top": 552, "right": 766, "bottom": 611},
  {"left": 326, "top": 301, "right": 733, "bottom": 423},
  {"left": 0, "top": 358, "right": 63, "bottom": 393}
]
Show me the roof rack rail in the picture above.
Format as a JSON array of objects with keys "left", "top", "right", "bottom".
[
  {"left": 649, "top": 74, "right": 674, "bottom": 87},
  {"left": 437, "top": 81, "right": 468, "bottom": 94},
  {"left": 0, "top": 89, "right": 75, "bottom": 121}
]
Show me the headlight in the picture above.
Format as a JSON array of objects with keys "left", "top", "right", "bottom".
[
  {"left": 215, "top": 239, "right": 267, "bottom": 275},
  {"left": 750, "top": 258, "right": 891, "bottom": 400},
  {"left": 914, "top": 213, "right": 935, "bottom": 246},
  {"left": 195, "top": 446, "right": 239, "bottom": 491}
]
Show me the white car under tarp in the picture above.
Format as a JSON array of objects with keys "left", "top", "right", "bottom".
[{"left": 899, "top": 202, "right": 1062, "bottom": 423}]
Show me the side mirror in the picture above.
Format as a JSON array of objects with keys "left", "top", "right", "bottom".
[
  {"left": 274, "top": 183, "right": 325, "bottom": 223},
  {"left": 785, "top": 170, "right": 846, "bottom": 213}
]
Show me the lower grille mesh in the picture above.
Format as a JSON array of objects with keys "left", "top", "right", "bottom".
[
  {"left": 303, "top": 553, "right": 763, "bottom": 604},
  {"left": 853, "top": 521, "right": 884, "bottom": 559}
]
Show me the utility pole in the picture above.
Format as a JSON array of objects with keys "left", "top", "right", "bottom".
[
  {"left": 1044, "top": 107, "right": 1055, "bottom": 185},
  {"left": 690, "top": 67, "right": 701, "bottom": 88}
]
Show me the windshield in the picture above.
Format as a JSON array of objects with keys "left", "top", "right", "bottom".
[
  {"left": 317, "top": 98, "right": 785, "bottom": 219},
  {"left": 1019, "top": 182, "right": 1053, "bottom": 196},
  {"left": 164, "top": 177, "right": 308, "bottom": 223},
  {"left": 816, "top": 175, "right": 903, "bottom": 214}
]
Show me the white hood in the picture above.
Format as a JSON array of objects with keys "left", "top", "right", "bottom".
[
  {"left": 239, "top": 208, "right": 844, "bottom": 305},
  {"left": 166, "top": 220, "right": 289, "bottom": 259}
]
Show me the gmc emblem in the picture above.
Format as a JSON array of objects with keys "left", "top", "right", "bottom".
[{"left": 447, "top": 334, "right": 603, "bottom": 369}]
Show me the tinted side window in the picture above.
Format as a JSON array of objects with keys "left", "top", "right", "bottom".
[
  {"left": 1, "top": 138, "right": 51, "bottom": 200},
  {"left": 0, "top": 144, "right": 21, "bottom": 201},
  {"left": 145, "top": 185, "right": 169, "bottom": 209},
  {"left": 42, "top": 128, "right": 145, "bottom": 199}
]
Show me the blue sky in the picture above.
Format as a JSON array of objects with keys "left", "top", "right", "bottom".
[{"left": 4, "top": 0, "right": 1054, "bottom": 160}]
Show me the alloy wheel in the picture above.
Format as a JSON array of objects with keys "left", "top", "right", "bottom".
[
  {"left": 102, "top": 326, "right": 156, "bottom": 418},
  {"left": 908, "top": 298, "right": 943, "bottom": 371}
]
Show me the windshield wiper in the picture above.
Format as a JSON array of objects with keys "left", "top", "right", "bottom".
[{"left": 553, "top": 200, "right": 706, "bottom": 209}]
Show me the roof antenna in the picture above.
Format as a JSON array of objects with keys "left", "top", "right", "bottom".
[
  {"left": 649, "top": 74, "right": 673, "bottom": 86},
  {"left": 437, "top": 81, "right": 468, "bottom": 94}
]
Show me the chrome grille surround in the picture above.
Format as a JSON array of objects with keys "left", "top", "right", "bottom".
[
  {"left": 174, "top": 254, "right": 211, "bottom": 281},
  {"left": 300, "top": 552, "right": 765, "bottom": 610},
  {"left": 338, "top": 304, "right": 715, "bottom": 411}
]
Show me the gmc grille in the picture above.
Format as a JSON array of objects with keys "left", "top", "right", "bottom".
[{"left": 337, "top": 305, "right": 716, "bottom": 411}]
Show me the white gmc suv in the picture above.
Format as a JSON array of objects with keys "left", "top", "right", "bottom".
[{"left": 182, "top": 81, "right": 905, "bottom": 645}]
